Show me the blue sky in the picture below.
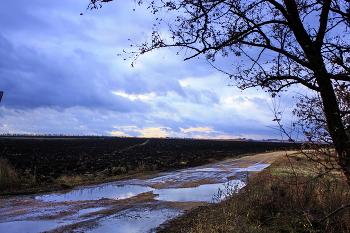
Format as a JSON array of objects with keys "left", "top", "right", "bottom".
[{"left": 0, "top": 0, "right": 302, "bottom": 139}]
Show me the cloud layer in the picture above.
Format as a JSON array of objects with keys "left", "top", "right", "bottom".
[{"left": 0, "top": 0, "right": 299, "bottom": 139}]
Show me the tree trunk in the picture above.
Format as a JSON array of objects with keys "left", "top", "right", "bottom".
[{"left": 315, "top": 72, "right": 350, "bottom": 183}]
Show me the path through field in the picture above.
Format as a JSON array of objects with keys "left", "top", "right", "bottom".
[{"left": 0, "top": 151, "right": 297, "bottom": 233}]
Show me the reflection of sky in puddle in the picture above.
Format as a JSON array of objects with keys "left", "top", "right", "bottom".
[
  {"left": 0, "top": 220, "right": 66, "bottom": 233},
  {"left": 78, "top": 207, "right": 106, "bottom": 216},
  {"left": 0, "top": 207, "right": 181, "bottom": 233},
  {"left": 0, "top": 207, "right": 108, "bottom": 233},
  {"left": 0, "top": 204, "right": 73, "bottom": 222},
  {"left": 86, "top": 208, "right": 182, "bottom": 233},
  {"left": 121, "top": 162, "right": 270, "bottom": 188},
  {"left": 236, "top": 163, "right": 270, "bottom": 172},
  {"left": 35, "top": 184, "right": 154, "bottom": 202},
  {"left": 33, "top": 162, "right": 270, "bottom": 203},
  {"left": 1, "top": 160, "right": 271, "bottom": 233},
  {"left": 155, "top": 180, "right": 245, "bottom": 202},
  {"left": 34, "top": 163, "right": 270, "bottom": 203},
  {"left": 194, "top": 163, "right": 270, "bottom": 172},
  {"left": 34, "top": 180, "right": 247, "bottom": 203}
]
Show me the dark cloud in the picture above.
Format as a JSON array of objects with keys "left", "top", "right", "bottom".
[
  {"left": 0, "top": 31, "right": 152, "bottom": 113},
  {"left": 0, "top": 0, "right": 294, "bottom": 140},
  {"left": 0, "top": 1, "right": 50, "bottom": 33}
]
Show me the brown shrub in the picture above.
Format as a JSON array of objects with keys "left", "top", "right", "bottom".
[{"left": 0, "top": 157, "right": 19, "bottom": 190}]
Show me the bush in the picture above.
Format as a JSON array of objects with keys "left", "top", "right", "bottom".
[{"left": 0, "top": 157, "right": 19, "bottom": 190}]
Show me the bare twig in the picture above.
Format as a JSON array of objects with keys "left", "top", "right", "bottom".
[{"left": 319, "top": 203, "right": 350, "bottom": 222}]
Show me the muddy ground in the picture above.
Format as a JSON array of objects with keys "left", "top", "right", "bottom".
[{"left": 0, "top": 151, "right": 296, "bottom": 233}]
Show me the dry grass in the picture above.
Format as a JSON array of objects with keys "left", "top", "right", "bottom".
[
  {"left": 55, "top": 174, "right": 85, "bottom": 185},
  {"left": 0, "top": 160, "right": 162, "bottom": 195},
  {"left": 157, "top": 152, "right": 350, "bottom": 233},
  {"left": 0, "top": 158, "right": 19, "bottom": 190},
  {"left": 0, "top": 157, "right": 38, "bottom": 191}
]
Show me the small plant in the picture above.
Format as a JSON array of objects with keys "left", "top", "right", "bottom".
[
  {"left": 56, "top": 174, "right": 84, "bottom": 185},
  {"left": 111, "top": 166, "right": 127, "bottom": 174},
  {"left": 23, "top": 168, "right": 37, "bottom": 186},
  {"left": 0, "top": 157, "right": 19, "bottom": 190},
  {"left": 212, "top": 175, "right": 248, "bottom": 203}
]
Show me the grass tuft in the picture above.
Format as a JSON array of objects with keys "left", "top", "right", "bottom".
[
  {"left": 55, "top": 174, "right": 85, "bottom": 185},
  {"left": 0, "top": 157, "right": 19, "bottom": 190}
]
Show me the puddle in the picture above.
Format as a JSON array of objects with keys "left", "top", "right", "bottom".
[
  {"left": 35, "top": 184, "right": 154, "bottom": 202},
  {"left": 119, "top": 162, "right": 270, "bottom": 188},
  {"left": 155, "top": 180, "right": 245, "bottom": 202},
  {"left": 235, "top": 163, "right": 270, "bottom": 172},
  {"left": 85, "top": 208, "right": 182, "bottom": 233},
  {"left": 78, "top": 207, "right": 106, "bottom": 216},
  {"left": 35, "top": 179, "right": 246, "bottom": 204},
  {"left": 1, "top": 156, "right": 275, "bottom": 233},
  {"left": 35, "top": 181, "right": 244, "bottom": 204},
  {"left": 0, "top": 220, "right": 66, "bottom": 233}
]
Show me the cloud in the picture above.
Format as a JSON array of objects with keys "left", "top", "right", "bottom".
[
  {"left": 0, "top": 0, "right": 300, "bottom": 140},
  {"left": 0, "top": 39, "right": 150, "bottom": 113}
]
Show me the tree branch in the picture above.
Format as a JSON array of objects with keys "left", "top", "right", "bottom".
[
  {"left": 261, "top": 75, "right": 320, "bottom": 91},
  {"left": 283, "top": 0, "right": 313, "bottom": 52},
  {"left": 331, "top": 74, "right": 350, "bottom": 82},
  {"left": 319, "top": 203, "right": 350, "bottom": 223},
  {"left": 315, "top": 0, "right": 331, "bottom": 48}
]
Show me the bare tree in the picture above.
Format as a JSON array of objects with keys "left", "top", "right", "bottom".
[
  {"left": 294, "top": 81, "right": 349, "bottom": 142},
  {"left": 88, "top": 0, "right": 350, "bottom": 182}
]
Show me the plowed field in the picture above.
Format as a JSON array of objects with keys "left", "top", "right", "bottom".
[{"left": 0, "top": 137, "right": 301, "bottom": 188}]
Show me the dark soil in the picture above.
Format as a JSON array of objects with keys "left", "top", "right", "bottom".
[{"left": 0, "top": 136, "right": 301, "bottom": 195}]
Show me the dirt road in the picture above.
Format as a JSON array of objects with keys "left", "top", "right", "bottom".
[{"left": 0, "top": 150, "right": 297, "bottom": 233}]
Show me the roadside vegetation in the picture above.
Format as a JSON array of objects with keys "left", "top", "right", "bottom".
[
  {"left": 0, "top": 158, "right": 160, "bottom": 196},
  {"left": 0, "top": 158, "right": 19, "bottom": 190},
  {"left": 156, "top": 151, "right": 350, "bottom": 233}
]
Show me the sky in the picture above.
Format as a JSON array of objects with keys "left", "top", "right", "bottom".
[{"left": 0, "top": 0, "right": 303, "bottom": 140}]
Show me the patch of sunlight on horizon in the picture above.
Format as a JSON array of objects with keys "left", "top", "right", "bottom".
[
  {"left": 108, "top": 131, "right": 125, "bottom": 136},
  {"left": 135, "top": 127, "right": 171, "bottom": 137},
  {"left": 107, "top": 125, "right": 263, "bottom": 140}
]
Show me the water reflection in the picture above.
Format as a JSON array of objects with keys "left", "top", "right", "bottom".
[
  {"left": 35, "top": 180, "right": 246, "bottom": 204},
  {"left": 78, "top": 207, "right": 106, "bottom": 216},
  {"left": 1, "top": 159, "right": 272, "bottom": 233},
  {"left": 87, "top": 208, "right": 182, "bottom": 233},
  {"left": 0, "top": 220, "right": 65, "bottom": 233},
  {"left": 34, "top": 163, "right": 269, "bottom": 203},
  {"left": 155, "top": 180, "right": 245, "bottom": 202},
  {"left": 35, "top": 184, "right": 154, "bottom": 202}
]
